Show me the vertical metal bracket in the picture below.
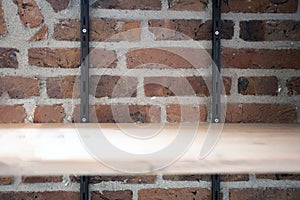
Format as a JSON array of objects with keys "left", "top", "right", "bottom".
[
  {"left": 212, "top": 0, "right": 221, "bottom": 199},
  {"left": 80, "top": 1, "right": 90, "bottom": 200}
]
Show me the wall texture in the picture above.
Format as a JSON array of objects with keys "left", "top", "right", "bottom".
[{"left": 0, "top": 0, "right": 300, "bottom": 199}]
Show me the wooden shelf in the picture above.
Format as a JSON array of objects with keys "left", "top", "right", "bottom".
[{"left": 0, "top": 123, "right": 299, "bottom": 175}]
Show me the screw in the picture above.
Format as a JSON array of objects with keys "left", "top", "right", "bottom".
[
  {"left": 214, "top": 118, "right": 219, "bottom": 123},
  {"left": 215, "top": 30, "right": 220, "bottom": 35},
  {"left": 82, "top": 28, "right": 87, "bottom": 33},
  {"left": 82, "top": 117, "right": 87, "bottom": 122}
]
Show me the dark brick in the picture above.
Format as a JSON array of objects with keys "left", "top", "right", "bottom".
[
  {"left": 256, "top": 174, "right": 300, "bottom": 180},
  {"left": 149, "top": 20, "right": 234, "bottom": 40},
  {"left": 91, "top": 0, "right": 161, "bottom": 10},
  {"left": 34, "top": 105, "right": 65, "bottom": 123},
  {"left": 222, "top": 48, "right": 300, "bottom": 69},
  {"left": 226, "top": 104, "right": 297, "bottom": 123},
  {"left": 0, "top": 48, "right": 19, "bottom": 68},
  {"left": 0, "top": 0, "right": 8, "bottom": 36},
  {"left": 238, "top": 76, "right": 278, "bottom": 96},
  {"left": 22, "top": 176, "right": 63, "bottom": 183},
  {"left": 92, "top": 190, "right": 133, "bottom": 200},
  {"left": 46, "top": 0, "right": 69, "bottom": 12},
  {"left": 286, "top": 77, "right": 300, "bottom": 96},
  {"left": 139, "top": 188, "right": 211, "bottom": 200},
  {"left": 0, "top": 176, "right": 14, "bottom": 185},
  {"left": 0, "top": 192, "right": 79, "bottom": 200},
  {"left": 0, "top": 76, "right": 39, "bottom": 98},
  {"left": 222, "top": 0, "right": 298, "bottom": 13},
  {"left": 163, "top": 175, "right": 211, "bottom": 181},
  {"left": 168, "top": 0, "right": 208, "bottom": 11},
  {"left": 229, "top": 188, "right": 300, "bottom": 200},
  {"left": 0, "top": 105, "right": 26, "bottom": 123},
  {"left": 54, "top": 18, "right": 140, "bottom": 42},
  {"left": 47, "top": 76, "right": 79, "bottom": 98},
  {"left": 220, "top": 174, "right": 249, "bottom": 181},
  {"left": 166, "top": 104, "right": 207, "bottom": 122},
  {"left": 240, "top": 20, "right": 300, "bottom": 41},
  {"left": 71, "top": 175, "right": 156, "bottom": 184}
]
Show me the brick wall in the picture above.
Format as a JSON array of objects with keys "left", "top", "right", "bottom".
[{"left": 0, "top": 0, "right": 300, "bottom": 199}]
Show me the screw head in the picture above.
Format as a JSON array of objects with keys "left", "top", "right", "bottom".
[
  {"left": 82, "top": 28, "right": 87, "bottom": 33},
  {"left": 214, "top": 118, "right": 219, "bottom": 123},
  {"left": 82, "top": 117, "right": 87, "bottom": 122},
  {"left": 215, "top": 30, "right": 220, "bottom": 36}
]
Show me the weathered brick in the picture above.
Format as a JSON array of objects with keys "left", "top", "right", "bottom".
[
  {"left": 166, "top": 104, "right": 207, "bottom": 122},
  {"left": 220, "top": 174, "right": 249, "bottom": 181},
  {"left": 91, "top": 0, "right": 161, "bottom": 10},
  {"left": 144, "top": 76, "right": 209, "bottom": 97},
  {"left": 149, "top": 20, "right": 234, "bottom": 40},
  {"left": 226, "top": 104, "right": 297, "bottom": 123},
  {"left": 89, "top": 49, "right": 117, "bottom": 68},
  {"left": 222, "top": 0, "right": 298, "bottom": 13},
  {"left": 139, "top": 188, "right": 211, "bottom": 200},
  {"left": 92, "top": 190, "right": 133, "bottom": 200},
  {"left": 229, "top": 188, "right": 300, "bottom": 200},
  {"left": 0, "top": 0, "right": 8, "bottom": 36},
  {"left": 0, "top": 176, "right": 14, "bottom": 185},
  {"left": 168, "top": 0, "right": 208, "bottom": 11},
  {"left": 13, "top": 0, "right": 44, "bottom": 28},
  {"left": 22, "top": 176, "right": 62, "bottom": 183},
  {"left": 0, "top": 192, "right": 79, "bottom": 200},
  {"left": 0, "top": 105, "right": 26, "bottom": 123},
  {"left": 238, "top": 76, "right": 278, "bottom": 96},
  {"left": 54, "top": 18, "right": 140, "bottom": 41},
  {"left": 222, "top": 48, "right": 300, "bottom": 69},
  {"left": 240, "top": 20, "right": 300, "bottom": 41},
  {"left": 70, "top": 175, "right": 156, "bottom": 184},
  {"left": 73, "top": 105, "right": 161, "bottom": 123},
  {"left": 0, "top": 76, "right": 39, "bottom": 98},
  {"left": 163, "top": 175, "right": 211, "bottom": 181},
  {"left": 256, "top": 174, "right": 300, "bottom": 180},
  {"left": 34, "top": 105, "right": 65, "bottom": 123},
  {"left": 286, "top": 77, "right": 300, "bottom": 96},
  {"left": 90, "top": 75, "right": 137, "bottom": 98},
  {"left": 46, "top": 76, "right": 79, "bottom": 98},
  {"left": 29, "top": 25, "right": 48, "bottom": 42},
  {"left": 0, "top": 48, "right": 19, "bottom": 68},
  {"left": 126, "top": 48, "right": 211, "bottom": 69},
  {"left": 46, "top": 0, "right": 69, "bottom": 12},
  {"left": 28, "top": 48, "right": 80, "bottom": 68}
]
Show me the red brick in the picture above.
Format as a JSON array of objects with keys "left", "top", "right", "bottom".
[
  {"left": 139, "top": 188, "right": 211, "bottom": 200},
  {"left": 166, "top": 104, "right": 207, "bottom": 122},
  {"left": 34, "top": 105, "right": 65, "bottom": 123},
  {"left": 238, "top": 76, "right": 278, "bottom": 96},
  {"left": 256, "top": 174, "right": 300, "bottom": 180},
  {"left": 149, "top": 20, "right": 234, "bottom": 40},
  {"left": 0, "top": 48, "right": 19, "bottom": 68},
  {"left": 0, "top": 76, "right": 39, "bottom": 98},
  {"left": 92, "top": 190, "right": 133, "bottom": 200},
  {"left": 0, "top": 105, "right": 26, "bottom": 123},
  {"left": 89, "top": 49, "right": 117, "bottom": 68},
  {"left": 229, "top": 188, "right": 300, "bottom": 200},
  {"left": 126, "top": 48, "right": 211, "bottom": 69},
  {"left": 46, "top": 76, "right": 79, "bottom": 98},
  {"left": 0, "top": 0, "right": 8, "bottom": 36},
  {"left": 163, "top": 175, "right": 211, "bottom": 181},
  {"left": 91, "top": 0, "right": 161, "bottom": 10},
  {"left": 222, "top": 0, "right": 298, "bottom": 13},
  {"left": 168, "top": 0, "right": 208, "bottom": 11},
  {"left": 220, "top": 174, "right": 249, "bottom": 181},
  {"left": 29, "top": 25, "right": 48, "bottom": 42},
  {"left": 226, "top": 104, "right": 297, "bottom": 123},
  {"left": 0, "top": 176, "right": 14, "bottom": 185},
  {"left": 73, "top": 105, "right": 161, "bottom": 123},
  {"left": 286, "top": 77, "right": 300, "bottom": 96},
  {"left": 70, "top": 175, "right": 156, "bottom": 184},
  {"left": 54, "top": 18, "right": 140, "bottom": 41},
  {"left": 144, "top": 76, "right": 209, "bottom": 97},
  {"left": 90, "top": 75, "right": 137, "bottom": 98},
  {"left": 28, "top": 48, "right": 80, "bottom": 68},
  {"left": 13, "top": 0, "right": 44, "bottom": 28},
  {"left": 0, "top": 192, "right": 79, "bottom": 200},
  {"left": 240, "top": 20, "right": 300, "bottom": 41},
  {"left": 22, "top": 176, "right": 62, "bottom": 183},
  {"left": 222, "top": 48, "right": 300, "bottom": 69},
  {"left": 46, "top": 0, "right": 69, "bottom": 12}
]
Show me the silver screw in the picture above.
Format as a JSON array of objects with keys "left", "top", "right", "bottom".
[
  {"left": 82, "top": 117, "right": 87, "bottom": 122},
  {"left": 214, "top": 118, "right": 219, "bottom": 123},
  {"left": 215, "top": 30, "right": 220, "bottom": 35},
  {"left": 82, "top": 28, "right": 87, "bottom": 33}
]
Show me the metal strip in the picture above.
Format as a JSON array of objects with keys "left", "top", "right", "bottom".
[
  {"left": 212, "top": 0, "right": 221, "bottom": 199},
  {"left": 80, "top": 0, "right": 90, "bottom": 200}
]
